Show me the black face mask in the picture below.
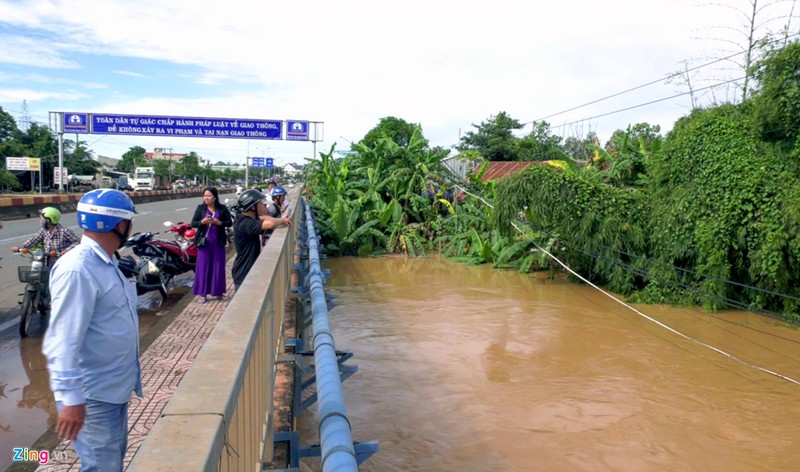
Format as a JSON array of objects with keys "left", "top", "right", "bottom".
[
  {"left": 112, "top": 221, "right": 132, "bottom": 249},
  {"left": 41, "top": 220, "right": 48, "bottom": 230}
]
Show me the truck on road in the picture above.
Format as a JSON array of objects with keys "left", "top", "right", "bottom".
[{"left": 134, "top": 167, "right": 156, "bottom": 191}]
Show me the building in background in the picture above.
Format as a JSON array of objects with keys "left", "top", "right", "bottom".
[
  {"left": 283, "top": 162, "right": 304, "bottom": 178},
  {"left": 146, "top": 148, "right": 186, "bottom": 162}
]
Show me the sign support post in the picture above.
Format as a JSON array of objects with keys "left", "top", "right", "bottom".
[
  {"left": 47, "top": 112, "right": 323, "bottom": 192},
  {"left": 58, "top": 128, "right": 64, "bottom": 193}
]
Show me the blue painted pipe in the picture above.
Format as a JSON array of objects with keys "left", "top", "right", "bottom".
[{"left": 304, "top": 202, "right": 358, "bottom": 471}]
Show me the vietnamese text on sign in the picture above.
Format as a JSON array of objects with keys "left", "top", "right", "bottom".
[
  {"left": 6, "top": 157, "right": 41, "bottom": 171},
  {"left": 91, "top": 114, "right": 283, "bottom": 140}
]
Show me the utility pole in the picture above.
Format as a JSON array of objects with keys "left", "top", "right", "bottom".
[{"left": 58, "top": 117, "right": 64, "bottom": 193}]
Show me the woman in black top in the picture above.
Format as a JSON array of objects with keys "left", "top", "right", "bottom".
[{"left": 191, "top": 187, "right": 233, "bottom": 303}]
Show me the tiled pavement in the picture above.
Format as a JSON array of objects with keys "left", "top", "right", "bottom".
[{"left": 37, "top": 255, "right": 238, "bottom": 471}]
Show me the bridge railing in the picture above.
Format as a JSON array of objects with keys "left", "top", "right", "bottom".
[{"left": 128, "top": 187, "right": 302, "bottom": 471}]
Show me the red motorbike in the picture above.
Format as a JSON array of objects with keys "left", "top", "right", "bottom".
[
  {"left": 125, "top": 226, "right": 196, "bottom": 284},
  {"left": 164, "top": 221, "right": 199, "bottom": 253}
]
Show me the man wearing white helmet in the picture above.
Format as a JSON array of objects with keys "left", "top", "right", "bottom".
[{"left": 43, "top": 189, "right": 142, "bottom": 471}]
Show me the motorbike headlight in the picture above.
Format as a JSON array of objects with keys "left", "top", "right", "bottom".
[{"left": 32, "top": 250, "right": 45, "bottom": 262}]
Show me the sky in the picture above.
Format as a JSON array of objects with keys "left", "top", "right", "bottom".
[{"left": 0, "top": 0, "right": 798, "bottom": 167}]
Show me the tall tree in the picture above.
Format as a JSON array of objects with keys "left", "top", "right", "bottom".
[
  {"left": 605, "top": 123, "right": 662, "bottom": 155},
  {"left": 118, "top": 146, "right": 148, "bottom": 173},
  {"left": 516, "top": 121, "right": 563, "bottom": 161},
  {"left": 669, "top": 0, "right": 797, "bottom": 104},
  {"left": 458, "top": 111, "right": 524, "bottom": 161},
  {"left": 750, "top": 39, "right": 800, "bottom": 148},
  {"left": 0, "top": 107, "right": 24, "bottom": 189},
  {"left": 176, "top": 151, "right": 202, "bottom": 181},
  {"left": 0, "top": 106, "right": 18, "bottom": 142},
  {"left": 152, "top": 158, "right": 173, "bottom": 181},
  {"left": 562, "top": 132, "right": 597, "bottom": 162},
  {"left": 360, "top": 116, "right": 429, "bottom": 150},
  {"left": 63, "top": 139, "right": 99, "bottom": 175},
  {"left": 17, "top": 123, "right": 58, "bottom": 187}
]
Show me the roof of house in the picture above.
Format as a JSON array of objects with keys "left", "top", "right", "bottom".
[{"left": 479, "top": 161, "right": 544, "bottom": 182}]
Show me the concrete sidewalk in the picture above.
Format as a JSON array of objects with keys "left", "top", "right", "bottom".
[{"left": 37, "top": 256, "right": 238, "bottom": 471}]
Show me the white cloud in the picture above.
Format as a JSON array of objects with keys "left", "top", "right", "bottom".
[
  {"left": 0, "top": 35, "right": 79, "bottom": 68},
  {"left": 0, "top": 0, "right": 796, "bottom": 163},
  {"left": 20, "top": 73, "right": 107, "bottom": 89},
  {"left": 0, "top": 88, "right": 87, "bottom": 103},
  {"left": 114, "top": 70, "right": 147, "bottom": 78}
]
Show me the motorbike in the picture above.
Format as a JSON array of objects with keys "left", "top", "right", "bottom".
[
  {"left": 163, "top": 221, "right": 200, "bottom": 259},
  {"left": 126, "top": 230, "right": 196, "bottom": 280},
  {"left": 222, "top": 199, "right": 237, "bottom": 244},
  {"left": 15, "top": 248, "right": 59, "bottom": 337},
  {"left": 117, "top": 250, "right": 169, "bottom": 303}
]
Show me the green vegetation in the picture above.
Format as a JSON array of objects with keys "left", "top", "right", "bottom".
[
  {"left": 304, "top": 40, "right": 800, "bottom": 322},
  {"left": 0, "top": 108, "right": 100, "bottom": 191},
  {"left": 0, "top": 109, "right": 285, "bottom": 191}
]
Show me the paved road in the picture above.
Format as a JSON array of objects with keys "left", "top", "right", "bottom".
[
  {"left": 0, "top": 195, "right": 207, "bottom": 465},
  {"left": 0, "top": 195, "right": 208, "bottom": 331}
]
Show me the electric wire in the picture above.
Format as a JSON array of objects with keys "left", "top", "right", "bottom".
[
  {"left": 559, "top": 242, "right": 800, "bottom": 354},
  {"left": 585, "top": 241, "right": 800, "bottom": 303},
  {"left": 548, "top": 76, "right": 746, "bottom": 131},
  {"left": 528, "top": 52, "right": 743, "bottom": 124},
  {"left": 521, "top": 224, "right": 800, "bottom": 385},
  {"left": 526, "top": 31, "right": 800, "bottom": 126},
  {"left": 559, "top": 240, "right": 793, "bottom": 322},
  {"left": 557, "top": 237, "right": 800, "bottom": 306},
  {"left": 453, "top": 184, "right": 800, "bottom": 386}
]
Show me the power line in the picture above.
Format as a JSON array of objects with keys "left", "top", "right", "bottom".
[
  {"left": 568, "top": 239, "right": 800, "bottom": 304},
  {"left": 454, "top": 184, "right": 800, "bottom": 385},
  {"left": 548, "top": 76, "right": 745, "bottom": 131},
  {"left": 526, "top": 32, "right": 800, "bottom": 127},
  {"left": 563, "top": 241, "right": 799, "bottom": 325},
  {"left": 527, "top": 51, "right": 743, "bottom": 125}
]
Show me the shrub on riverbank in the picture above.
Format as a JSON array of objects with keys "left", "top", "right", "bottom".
[
  {"left": 304, "top": 41, "right": 800, "bottom": 322},
  {"left": 646, "top": 104, "right": 800, "bottom": 319},
  {"left": 492, "top": 103, "right": 800, "bottom": 322}
]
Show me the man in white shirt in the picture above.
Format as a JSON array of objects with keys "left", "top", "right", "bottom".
[{"left": 43, "top": 189, "right": 142, "bottom": 472}]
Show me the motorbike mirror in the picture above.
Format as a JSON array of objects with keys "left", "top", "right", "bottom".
[{"left": 163, "top": 221, "right": 173, "bottom": 227}]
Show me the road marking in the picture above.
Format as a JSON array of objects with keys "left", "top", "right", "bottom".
[
  {"left": 0, "top": 235, "right": 31, "bottom": 244},
  {"left": 0, "top": 316, "right": 19, "bottom": 334},
  {"left": 175, "top": 208, "right": 188, "bottom": 212},
  {"left": 0, "top": 225, "right": 82, "bottom": 244}
]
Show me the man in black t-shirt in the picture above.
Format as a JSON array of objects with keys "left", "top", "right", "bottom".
[{"left": 231, "top": 189, "right": 291, "bottom": 291}]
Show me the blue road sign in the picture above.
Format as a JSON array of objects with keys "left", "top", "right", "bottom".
[
  {"left": 266, "top": 158, "right": 274, "bottom": 168},
  {"left": 251, "top": 157, "right": 266, "bottom": 168},
  {"left": 90, "top": 113, "right": 283, "bottom": 140},
  {"left": 63, "top": 113, "right": 89, "bottom": 133},
  {"left": 286, "top": 120, "right": 309, "bottom": 141}
]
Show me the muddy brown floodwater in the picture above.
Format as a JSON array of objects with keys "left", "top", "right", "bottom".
[{"left": 298, "top": 255, "right": 800, "bottom": 472}]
